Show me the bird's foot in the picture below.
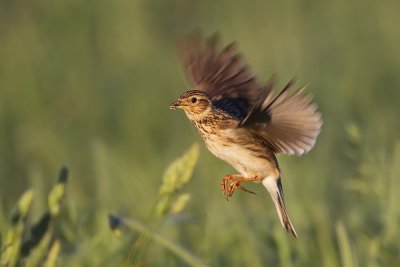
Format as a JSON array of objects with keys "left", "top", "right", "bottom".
[
  {"left": 226, "top": 181, "right": 256, "bottom": 199},
  {"left": 221, "top": 175, "right": 258, "bottom": 200},
  {"left": 221, "top": 174, "right": 241, "bottom": 197}
]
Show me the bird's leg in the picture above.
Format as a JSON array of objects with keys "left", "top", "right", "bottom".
[
  {"left": 222, "top": 175, "right": 259, "bottom": 200},
  {"left": 221, "top": 174, "right": 242, "bottom": 197}
]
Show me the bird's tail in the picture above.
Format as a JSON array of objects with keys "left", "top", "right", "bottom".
[{"left": 262, "top": 176, "right": 298, "bottom": 238}]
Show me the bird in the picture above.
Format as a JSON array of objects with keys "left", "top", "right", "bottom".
[{"left": 169, "top": 32, "right": 322, "bottom": 238}]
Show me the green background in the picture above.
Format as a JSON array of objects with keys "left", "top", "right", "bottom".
[{"left": 0, "top": 0, "right": 399, "bottom": 266}]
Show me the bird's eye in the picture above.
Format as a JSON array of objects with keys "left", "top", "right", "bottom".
[{"left": 191, "top": 97, "right": 197, "bottom": 104}]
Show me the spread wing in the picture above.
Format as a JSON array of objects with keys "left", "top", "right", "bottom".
[
  {"left": 178, "top": 31, "right": 263, "bottom": 109},
  {"left": 240, "top": 80, "right": 322, "bottom": 156},
  {"left": 179, "top": 32, "right": 322, "bottom": 156}
]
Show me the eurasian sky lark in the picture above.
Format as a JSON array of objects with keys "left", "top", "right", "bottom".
[{"left": 169, "top": 32, "right": 322, "bottom": 238}]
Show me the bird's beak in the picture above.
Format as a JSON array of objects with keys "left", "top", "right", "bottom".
[{"left": 169, "top": 100, "right": 183, "bottom": 110}]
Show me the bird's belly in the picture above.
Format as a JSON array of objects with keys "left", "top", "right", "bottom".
[{"left": 203, "top": 134, "right": 274, "bottom": 178}]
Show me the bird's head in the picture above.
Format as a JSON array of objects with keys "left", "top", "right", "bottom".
[{"left": 169, "top": 90, "right": 212, "bottom": 120}]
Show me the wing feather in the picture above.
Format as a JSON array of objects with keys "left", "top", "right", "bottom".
[
  {"left": 242, "top": 82, "right": 322, "bottom": 156},
  {"left": 179, "top": 32, "right": 262, "bottom": 105}
]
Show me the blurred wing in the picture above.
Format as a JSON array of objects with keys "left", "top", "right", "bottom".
[
  {"left": 240, "top": 81, "right": 322, "bottom": 156},
  {"left": 179, "top": 31, "right": 262, "bottom": 106}
]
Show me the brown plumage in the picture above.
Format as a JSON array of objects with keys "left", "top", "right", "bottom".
[{"left": 170, "top": 32, "right": 322, "bottom": 238}]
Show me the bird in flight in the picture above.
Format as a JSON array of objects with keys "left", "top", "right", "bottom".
[{"left": 169, "top": 32, "right": 322, "bottom": 238}]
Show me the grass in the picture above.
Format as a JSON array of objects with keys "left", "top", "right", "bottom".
[{"left": 0, "top": 0, "right": 400, "bottom": 266}]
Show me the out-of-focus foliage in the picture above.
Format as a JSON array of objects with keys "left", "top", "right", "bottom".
[
  {"left": 0, "top": 0, "right": 399, "bottom": 266},
  {"left": 0, "top": 168, "right": 67, "bottom": 267},
  {"left": 156, "top": 143, "right": 198, "bottom": 217},
  {"left": 109, "top": 144, "right": 204, "bottom": 266}
]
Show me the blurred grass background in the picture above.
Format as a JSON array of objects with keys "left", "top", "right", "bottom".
[{"left": 0, "top": 0, "right": 399, "bottom": 266}]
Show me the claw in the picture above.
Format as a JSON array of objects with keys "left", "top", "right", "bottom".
[
  {"left": 237, "top": 184, "right": 256, "bottom": 195},
  {"left": 221, "top": 174, "right": 241, "bottom": 200},
  {"left": 221, "top": 175, "right": 258, "bottom": 200}
]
